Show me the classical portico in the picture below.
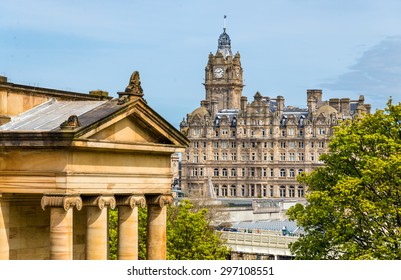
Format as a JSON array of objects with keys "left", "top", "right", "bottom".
[{"left": 0, "top": 72, "right": 189, "bottom": 260}]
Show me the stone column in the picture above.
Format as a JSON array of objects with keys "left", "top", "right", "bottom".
[
  {"left": 0, "top": 194, "right": 10, "bottom": 260},
  {"left": 84, "top": 195, "right": 116, "bottom": 260},
  {"left": 146, "top": 195, "right": 173, "bottom": 260},
  {"left": 41, "top": 195, "right": 82, "bottom": 260},
  {"left": 116, "top": 195, "right": 146, "bottom": 260}
]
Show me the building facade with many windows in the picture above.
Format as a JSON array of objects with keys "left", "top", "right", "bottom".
[{"left": 180, "top": 27, "right": 370, "bottom": 200}]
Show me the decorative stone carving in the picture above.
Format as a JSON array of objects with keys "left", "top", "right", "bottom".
[
  {"left": 116, "top": 195, "right": 146, "bottom": 209},
  {"left": 146, "top": 194, "right": 173, "bottom": 207},
  {"left": 60, "top": 115, "right": 81, "bottom": 129},
  {"left": 83, "top": 195, "right": 116, "bottom": 210},
  {"left": 125, "top": 71, "right": 144, "bottom": 96},
  {"left": 41, "top": 195, "right": 82, "bottom": 211}
]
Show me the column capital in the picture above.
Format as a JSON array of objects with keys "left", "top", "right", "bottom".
[
  {"left": 116, "top": 195, "right": 146, "bottom": 209},
  {"left": 41, "top": 195, "right": 82, "bottom": 211},
  {"left": 146, "top": 194, "right": 173, "bottom": 207},
  {"left": 83, "top": 195, "right": 116, "bottom": 210}
]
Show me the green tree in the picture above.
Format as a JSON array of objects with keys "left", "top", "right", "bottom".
[
  {"left": 287, "top": 99, "right": 401, "bottom": 259},
  {"left": 166, "top": 199, "right": 230, "bottom": 260},
  {"left": 109, "top": 199, "right": 229, "bottom": 260}
]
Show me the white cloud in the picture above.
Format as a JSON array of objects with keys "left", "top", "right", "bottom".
[{"left": 321, "top": 36, "right": 401, "bottom": 110}]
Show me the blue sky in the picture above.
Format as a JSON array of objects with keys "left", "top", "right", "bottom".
[{"left": 1, "top": 0, "right": 401, "bottom": 128}]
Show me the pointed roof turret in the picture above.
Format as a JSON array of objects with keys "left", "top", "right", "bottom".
[{"left": 217, "top": 15, "right": 232, "bottom": 58}]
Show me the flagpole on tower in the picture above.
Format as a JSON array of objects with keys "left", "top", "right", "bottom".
[{"left": 223, "top": 15, "right": 227, "bottom": 32}]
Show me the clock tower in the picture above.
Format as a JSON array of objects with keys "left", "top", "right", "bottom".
[{"left": 203, "top": 26, "right": 244, "bottom": 115}]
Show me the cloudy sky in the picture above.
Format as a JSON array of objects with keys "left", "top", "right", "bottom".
[{"left": 1, "top": 0, "right": 401, "bottom": 128}]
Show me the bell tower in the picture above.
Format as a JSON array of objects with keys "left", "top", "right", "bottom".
[{"left": 203, "top": 17, "right": 243, "bottom": 114}]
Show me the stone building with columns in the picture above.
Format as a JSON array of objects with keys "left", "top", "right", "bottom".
[
  {"left": 180, "top": 28, "right": 371, "bottom": 200},
  {"left": 0, "top": 72, "right": 189, "bottom": 260}
]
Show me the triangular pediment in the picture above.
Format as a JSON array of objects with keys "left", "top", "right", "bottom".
[
  {"left": 88, "top": 116, "right": 170, "bottom": 144},
  {"left": 75, "top": 99, "right": 189, "bottom": 147}
]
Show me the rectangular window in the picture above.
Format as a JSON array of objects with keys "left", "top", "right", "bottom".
[
  {"left": 289, "top": 153, "right": 295, "bottom": 161},
  {"left": 280, "top": 141, "right": 286, "bottom": 148},
  {"left": 270, "top": 168, "right": 274, "bottom": 177},
  {"left": 280, "top": 153, "right": 286, "bottom": 161},
  {"left": 250, "top": 168, "right": 255, "bottom": 177},
  {"left": 213, "top": 141, "right": 219, "bottom": 148},
  {"left": 242, "top": 168, "right": 245, "bottom": 176},
  {"left": 298, "top": 152, "right": 304, "bottom": 161},
  {"left": 214, "top": 153, "right": 219, "bottom": 161},
  {"left": 288, "top": 128, "right": 294, "bottom": 136},
  {"left": 310, "top": 153, "right": 315, "bottom": 161},
  {"left": 231, "top": 141, "right": 236, "bottom": 148},
  {"left": 193, "top": 141, "right": 199, "bottom": 148},
  {"left": 222, "top": 152, "right": 228, "bottom": 161},
  {"left": 289, "top": 141, "right": 295, "bottom": 148},
  {"left": 221, "top": 141, "right": 228, "bottom": 148},
  {"left": 222, "top": 129, "right": 228, "bottom": 135},
  {"left": 231, "top": 153, "right": 237, "bottom": 161},
  {"left": 298, "top": 141, "right": 304, "bottom": 148},
  {"left": 251, "top": 152, "right": 256, "bottom": 161}
]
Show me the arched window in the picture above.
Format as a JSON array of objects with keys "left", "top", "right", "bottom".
[
  {"left": 298, "top": 169, "right": 304, "bottom": 175},
  {"left": 213, "top": 168, "right": 219, "bottom": 177},
  {"left": 230, "top": 185, "right": 237, "bottom": 197},
  {"left": 231, "top": 168, "right": 236, "bottom": 176},
  {"left": 222, "top": 168, "right": 228, "bottom": 176},
  {"left": 214, "top": 184, "right": 219, "bottom": 196},
  {"left": 280, "top": 168, "right": 286, "bottom": 177},
  {"left": 289, "top": 169, "right": 295, "bottom": 177},
  {"left": 222, "top": 185, "right": 228, "bottom": 197},
  {"left": 279, "top": 186, "right": 286, "bottom": 197},
  {"left": 298, "top": 186, "right": 305, "bottom": 197},
  {"left": 289, "top": 186, "right": 295, "bottom": 197}
]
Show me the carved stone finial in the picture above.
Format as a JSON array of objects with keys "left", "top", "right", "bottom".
[
  {"left": 125, "top": 71, "right": 143, "bottom": 97},
  {"left": 41, "top": 195, "right": 82, "bottom": 211},
  {"left": 60, "top": 115, "right": 81, "bottom": 129}
]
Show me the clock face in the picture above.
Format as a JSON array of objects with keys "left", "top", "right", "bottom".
[{"left": 214, "top": 67, "right": 224, "bottom": 78}]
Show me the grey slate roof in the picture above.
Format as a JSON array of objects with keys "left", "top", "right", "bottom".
[{"left": 0, "top": 98, "right": 107, "bottom": 131}]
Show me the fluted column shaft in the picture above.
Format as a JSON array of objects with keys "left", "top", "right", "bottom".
[
  {"left": 146, "top": 195, "right": 173, "bottom": 260},
  {"left": 117, "top": 195, "right": 146, "bottom": 260},
  {"left": 84, "top": 195, "right": 116, "bottom": 260},
  {"left": 41, "top": 195, "right": 82, "bottom": 260}
]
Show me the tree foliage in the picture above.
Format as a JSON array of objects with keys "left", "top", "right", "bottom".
[
  {"left": 287, "top": 99, "right": 401, "bottom": 259},
  {"left": 166, "top": 199, "right": 230, "bottom": 260},
  {"left": 109, "top": 199, "right": 229, "bottom": 260}
]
